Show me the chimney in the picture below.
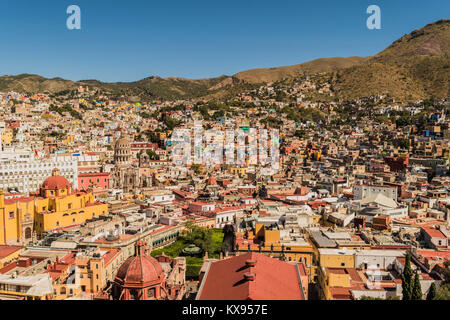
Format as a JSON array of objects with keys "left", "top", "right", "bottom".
[
  {"left": 245, "top": 259, "right": 256, "bottom": 268},
  {"left": 244, "top": 272, "right": 256, "bottom": 281}
]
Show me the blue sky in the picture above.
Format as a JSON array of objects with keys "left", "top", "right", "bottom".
[{"left": 0, "top": 0, "right": 448, "bottom": 82}]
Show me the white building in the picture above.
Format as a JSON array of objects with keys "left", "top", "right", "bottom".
[
  {"left": 146, "top": 190, "right": 175, "bottom": 205},
  {"left": 0, "top": 156, "right": 78, "bottom": 194},
  {"left": 353, "top": 184, "right": 397, "bottom": 201},
  {"left": 355, "top": 249, "right": 405, "bottom": 270}
]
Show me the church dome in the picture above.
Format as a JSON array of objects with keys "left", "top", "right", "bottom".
[
  {"left": 115, "top": 241, "right": 164, "bottom": 287},
  {"left": 42, "top": 168, "right": 72, "bottom": 190},
  {"left": 114, "top": 132, "right": 132, "bottom": 166},
  {"left": 115, "top": 134, "right": 130, "bottom": 148},
  {"left": 207, "top": 175, "right": 217, "bottom": 185}
]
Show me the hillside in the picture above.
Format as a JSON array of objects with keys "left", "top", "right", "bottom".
[
  {"left": 81, "top": 75, "right": 234, "bottom": 101},
  {"left": 0, "top": 74, "right": 78, "bottom": 94},
  {"left": 0, "top": 19, "right": 448, "bottom": 101},
  {"left": 332, "top": 19, "right": 450, "bottom": 101},
  {"left": 0, "top": 57, "right": 367, "bottom": 101},
  {"left": 233, "top": 56, "right": 367, "bottom": 83}
]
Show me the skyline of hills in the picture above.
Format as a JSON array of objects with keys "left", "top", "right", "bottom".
[{"left": 0, "top": 19, "right": 448, "bottom": 102}]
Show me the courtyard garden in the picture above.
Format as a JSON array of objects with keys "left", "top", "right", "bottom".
[{"left": 150, "top": 221, "right": 224, "bottom": 279}]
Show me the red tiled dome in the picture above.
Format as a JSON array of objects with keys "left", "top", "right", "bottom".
[
  {"left": 207, "top": 176, "right": 217, "bottom": 185},
  {"left": 115, "top": 243, "right": 164, "bottom": 287},
  {"left": 42, "top": 173, "right": 72, "bottom": 190}
]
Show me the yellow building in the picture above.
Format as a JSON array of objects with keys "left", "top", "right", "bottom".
[
  {"left": 240, "top": 224, "right": 315, "bottom": 281},
  {"left": 318, "top": 248, "right": 355, "bottom": 269},
  {"left": 317, "top": 266, "right": 368, "bottom": 300},
  {"left": 1, "top": 128, "right": 13, "bottom": 145},
  {"left": 75, "top": 248, "right": 124, "bottom": 294},
  {"left": 0, "top": 168, "right": 108, "bottom": 245},
  {"left": 228, "top": 166, "right": 248, "bottom": 177}
]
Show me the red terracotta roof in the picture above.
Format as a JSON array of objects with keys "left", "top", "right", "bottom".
[
  {"left": 197, "top": 252, "right": 305, "bottom": 300},
  {"left": 0, "top": 245, "right": 23, "bottom": 259},
  {"left": 422, "top": 227, "right": 446, "bottom": 239},
  {"left": 78, "top": 172, "right": 110, "bottom": 177},
  {"left": 417, "top": 250, "right": 450, "bottom": 261},
  {"left": 4, "top": 196, "right": 35, "bottom": 205}
]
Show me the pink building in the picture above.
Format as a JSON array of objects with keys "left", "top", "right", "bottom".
[{"left": 78, "top": 172, "right": 110, "bottom": 190}]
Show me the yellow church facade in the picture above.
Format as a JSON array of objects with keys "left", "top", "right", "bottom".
[{"left": 0, "top": 168, "right": 108, "bottom": 245}]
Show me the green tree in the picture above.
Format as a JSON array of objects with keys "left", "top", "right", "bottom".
[
  {"left": 294, "top": 129, "right": 306, "bottom": 138},
  {"left": 163, "top": 116, "right": 180, "bottom": 130},
  {"left": 412, "top": 272, "right": 422, "bottom": 300},
  {"left": 258, "top": 185, "right": 268, "bottom": 199},
  {"left": 146, "top": 149, "right": 160, "bottom": 160},
  {"left": 190, "top": 164, "right": 202, "bottom": 175},
  {"left": 181, "top": 220, "right": 214, "bottom": 254},
  {"left": 401, "top": 253, "right": 413, "bottom": 300},
  {"left": 427, "top": 282, "right": 437, "bottom": 300},
  {"left": 436, "top": 285, "right": 450, "bottom": 300}
]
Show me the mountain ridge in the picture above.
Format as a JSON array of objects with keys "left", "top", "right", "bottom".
[{"left": 1, "top": 19, "right": 449, "bottom": 101}]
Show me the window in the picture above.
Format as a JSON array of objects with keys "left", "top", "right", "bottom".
[
  {"left": 8, "top": 211, "right": 14, "bottom": 219},
  {"left": 68, "top": 203, "right": 72, "bottom": 209},
  {"left": 130, "top": 289, "right": 139, "bottom": 300},
  {"left": 341, "top": 262, "right": 345, "bottom": 267},
  {"left": 56, "top": 221, "right": 59, "bottom": 226}
]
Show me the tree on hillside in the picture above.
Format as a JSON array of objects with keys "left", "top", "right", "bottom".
[
  {"left": 258, "top": 185, "right": 268, "bottom": 199},
  {"left": 401, "top": 253, "right": 413, "bottom": 300},
  {"left": 427, "top": 282, "right": 437, "bottom": 300},
  {"left": 436, "top": 285, "right": 450, "bottom": 300},
  {"left": 435, "top": 260, "right": 450, "bottom": 300},
  {"left": 412, "top": 272, "right": 422, "bottom": 300},
  {"left": 190, "top": 164, "right": 202, "bottom": 175},
  {"left": 146, "top": 149, "right": 160, "bottom": 160}
]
